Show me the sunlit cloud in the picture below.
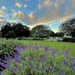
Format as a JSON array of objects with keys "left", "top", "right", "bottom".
[
  {"left": 14, "top": 11, "right": 25, "bottom": 19},
  {"left": 0, "top": 19, "right": 6, "bottom": 25},
  {"left": 0, "top": 10, "right": 5, "bottom": 17},
  {"left": 9, "top": 20, "right": 18, "bottom": 23},
  {"left": 2, "top": 6, "right": 6, "bottom": 10},
  {"left": 15, "top": 2, "right": 22, "bottom": 8}
]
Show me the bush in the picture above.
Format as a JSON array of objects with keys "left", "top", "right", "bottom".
[
  {"left": 0, "top": 38, "right": 23, "bottom": 55},
  {"left": 63, "top": 38, "right": 75, "bottom": 42}
]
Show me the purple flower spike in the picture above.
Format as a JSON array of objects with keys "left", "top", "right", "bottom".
[
  {"left": 41, "top": 56, "right": 46, "bottom": 62},
  {"left": 48, "top": 66, "right": 51, "bottom": 71},
  {"left": 44, "top": 46, "right": 49, "bottom": 52},
  {"left": 51, "top": 50, "right": 57, "bottom": 55},
  {"left": 36, "top": 64, "right": 40, "bottom": 70},
  {"left": 22, "top": 45, "right": 28, "bottom": 50},
  {"left": 28, "top": 60, "right": 33, "bottom": 69},
  {"left": 64, "top": 61, "right": 68, "bottom": 65},
  {"left": 42, "top": 64, "right": 45, "bottom": 70},
  {"left": 64, "top": 49, "right": 70, "bottom": 58}
]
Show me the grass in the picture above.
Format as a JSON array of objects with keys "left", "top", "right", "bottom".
[{"left": 20, "top": 40, "right": 75, "bottom": 57}]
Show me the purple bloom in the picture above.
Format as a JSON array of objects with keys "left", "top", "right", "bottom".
[
  {"left": 36, "top": 64, "right": 40, "bottom": 70},
  {"left": 48, "top": 66, "right": 51, "bottom": 71},
  {"left": 64, "top": 49, "right": 70, "bottom": 58},
  {"left": 73, "top": 62, "right": 75, "bottom": 67},
  {"left": 29, "top": 56, "right": 34, "bottom": 60},
  {"left": 51, "top": 50, "right": 57, "bottom": 55},
  {"left": 41, "top": 56, "right": 46, "bottom": 62},
  {"left": 12, "top": 68, "right": 17, "bottom": 74},
  {"left": 22, "top": 45, "right": 28, "bottom": 50},
  {"left": 28, "top": 60, "right": 33, "bottom": 69},
  {"left": 42, "top": 64, "right": 45, "bottom": 70},
  {"left": 44, "top": 46, "right": 49, "bottom": 52},
  {"left": 64, "top": 61, "right": 68, "bottom": 65},
  {"left": 15, "top": 45, "right": 22, "bottom": 52},
  {"left": 0, "top": 61, "right": 6, "bottom": 68}
]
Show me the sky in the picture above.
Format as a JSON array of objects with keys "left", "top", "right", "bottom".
[{"left": 0, "top": 0, "right": 75, "bottom": 32}]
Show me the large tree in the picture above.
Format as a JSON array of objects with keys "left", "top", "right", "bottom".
[
  {"left": 31, "top": 25, "right": 52, "bottom": 39},
  {"left": 70, "top": 29, "right": 75, "bottom": 37},
  {"left": 1, "top": 23, "right": 30, "bottom": 38},
  {"left": 59, "top": 18, "right": 75, "bottom": 35},
  {"left": 1, "top": 23, "right": 11, "bottom": 38}
]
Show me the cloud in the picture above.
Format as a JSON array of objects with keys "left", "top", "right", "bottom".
[
  {"left": 0, "top": 10, "right": 5, "bottom": 17},
  {"left": 2, "top": 6, "right": 6, "bottom": 10},
  {"left": 24, "top": 4, "right": 27, "bottom": 8},
  {"left": 12, "top": 0, "right": 75, "bottom": 26},
  {"left": 15, "top": 2, "right": 22, "bottom": 8},
  {"left": 0, "top": 19, "right": 6, "bottom": 26},
  {"left": 9, "top": 20, "right": 18, "bottom": 23},
  {"left": 14, "top": 11, "right": 25, "bottom": 19},
  {"left": 12, "top": 9, "right": 16, "bottom": 13}
]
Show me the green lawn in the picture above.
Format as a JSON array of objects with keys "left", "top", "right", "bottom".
[{"left": 20, "top": 40, "right": 75, "bottom": 57}]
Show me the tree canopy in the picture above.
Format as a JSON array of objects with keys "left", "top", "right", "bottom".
[
  {"left": 59, "top": 18, "right": 75, "bottom": 35},
  {"left": 1, "top": 23, "right": 30, "bottom": 38},
  {"left": 31, "top": 25, "right": 53, "bottom": 39}
]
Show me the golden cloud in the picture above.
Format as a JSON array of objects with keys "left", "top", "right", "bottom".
[
  {"left": 14, "top": 11, "right": 25, "bottom": 19},
  {"left": 15, "top": 2, "right": 22, "bottom": 8},
  {"left": 2, "top": 6, "right": 6, "bottom": 10}
]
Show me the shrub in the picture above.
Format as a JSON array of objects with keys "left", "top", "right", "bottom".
[
  {"left": 0, "top": 38, "right": 23, "bottom": 56},
  {"left": 63, "top": 38, "right": 75, "bottom": 42}
]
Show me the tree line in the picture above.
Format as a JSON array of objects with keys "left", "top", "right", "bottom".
[{"left": 0, "top": 17, "right": 75, "bottom": 39}]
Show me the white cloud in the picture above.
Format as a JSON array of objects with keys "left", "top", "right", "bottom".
[
  {"left": 2, "top": 6, "right": 6, "bottom": 10},
  {"left": 24, "top": 4, "right": 27, "bottom": 8},
  {"left": 15, "top": 2, "right": 22, "bottom": 8},
  {"left": 9, "top": 20, "right": 18, "bottom": 23},
  {"left": 12, "top": 9, "right": 16, "bottom": 13}
]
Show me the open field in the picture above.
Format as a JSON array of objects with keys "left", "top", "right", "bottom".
[{"left": 20, "top": 40, "right": 75, "bottom": 57}]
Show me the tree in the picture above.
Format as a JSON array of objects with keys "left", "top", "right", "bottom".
[
  {"left": 1, "top": 23, "right": 11, "bottom": 38},
  {"left": 1, "top": 23, "right": 31, "bottom": 38},
  {"left": 31, "top": 25, "right": 52, "bottom": 39},
  {"left": 55, "top": 32, "right": 64, "bottom": 37},
  {"left": 71, "top": 29, "right": 75, "bottom": 37},
  {"left": 59, "top": 18, "right": 75, "bottom": 35}
]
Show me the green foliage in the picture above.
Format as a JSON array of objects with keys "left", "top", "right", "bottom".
[
  {"left": 0, "top": 38, "right": 23, "bottom": 55},
  {"left": 31, "top": 25, "right": 52, "bottom": 39},
  {"left": 1, "top": 23, "right": 30, "bottom": 38},
  {"left": 70, "top": 29, "right": 75, "bottom": 37},
  {"left": 55, "top": 32, "right": 64, "bottom": 37},
  {"left": 60, "top": 18, "right": 75, "bottom": 34},
  {"left": 63, "top": 38, "right": 75, "bottom": 42}
]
